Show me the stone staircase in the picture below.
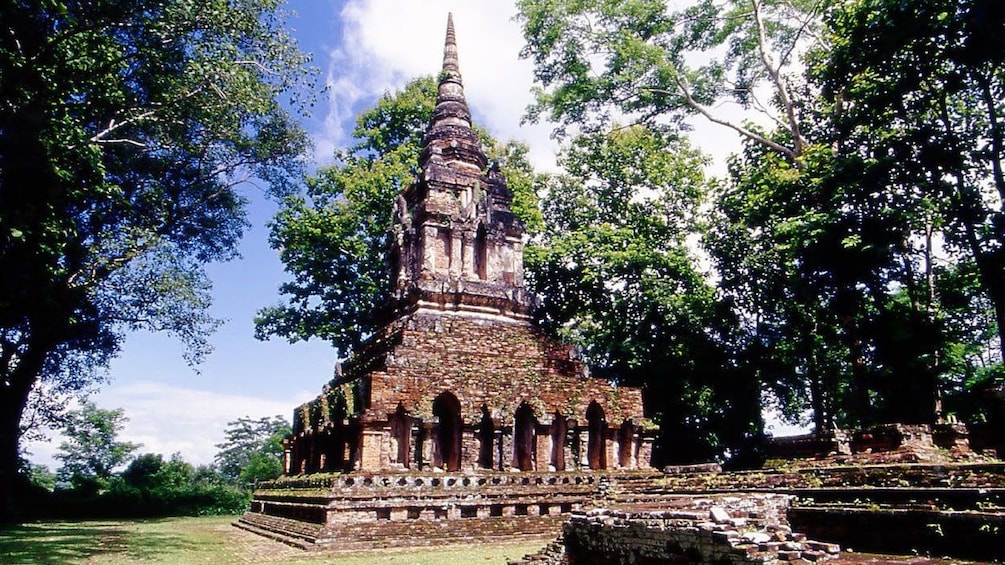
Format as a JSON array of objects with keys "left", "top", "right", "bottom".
[{"left": 234, "top": 512, "right": 325, "bottom": 549}]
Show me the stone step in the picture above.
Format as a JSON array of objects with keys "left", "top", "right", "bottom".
[
  {"left": 236, "top": 512, "right": 324, "bottom": 546},
  {"left": 788, "top": 506, "right": 1005, "bottom": 562},
  {"left": 316, "top": 515, "right": 566, "bottom": 549}
]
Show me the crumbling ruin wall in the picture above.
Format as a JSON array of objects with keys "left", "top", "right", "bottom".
[{"left": 510, "top": 496, "right": 841, "bottom": 565}]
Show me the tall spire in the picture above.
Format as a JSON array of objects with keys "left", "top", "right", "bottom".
[
  {"left": 391, "top": 12, "right": 532, "bottom": 319},
  {"left": 443, "top": 12, "right": 459, "bottom": 74},
  {"left": 420, "top": 13, "right": 487, "bottom": 173}
]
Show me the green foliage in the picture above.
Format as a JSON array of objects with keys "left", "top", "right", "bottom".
[
  {"left": 818, "top": 0, "right": 1004, "bottom": 358},
  {"left": 770, "top": 0, "right": 1005, "bottom": 423},
  {"left": 14, "top": 452, "right": 248, "bottom": 519},
  {"left": 527, "top": 126, "right": 762, "bottom": 464},
  {"left": 21, "top": 462, "right": 56, "bottom": 493},
  {"left": 55, "top": 402, "right": 139, "bottom": 493},
  {"left": 213, "top": 415, "right": 289, "bottom": 485},
  {"left": 516, "top": 0, "right": 828, "bottom": 158},
  {"left": 107, "top": 453, "right": 248, "bottom": 517},
  {"left": 257, "top": 76, "right": 542, "bottom": 356},
  {"left": 0, "top": 0, "right": 312, "bottom": 518}
]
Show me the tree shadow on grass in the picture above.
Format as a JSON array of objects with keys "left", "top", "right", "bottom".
[{"left": 0, "top": 519, "right": 204, "bottom": 564}]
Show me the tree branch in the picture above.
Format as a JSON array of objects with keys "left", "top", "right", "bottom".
[
  {"left": 646, "top": 83, "right": 798, "bottom": 162},
  {"left": 751, "top": 0, "right": 804, "bottom": 158}
]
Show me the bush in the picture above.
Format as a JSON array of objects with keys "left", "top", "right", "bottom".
[{"left": 20, "top": 453, "right": 250, "bottom": 519}]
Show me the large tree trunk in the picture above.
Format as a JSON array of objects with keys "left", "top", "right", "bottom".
[
  {"left": 978, "top": 254, "right": 1005, "bottom": 360},
  {"left": 0, "top": 351, "right": 43, "bottom": 523}
]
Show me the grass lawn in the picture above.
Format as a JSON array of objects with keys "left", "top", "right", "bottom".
[{"left": 0, "top": 515, "right": 548, "bottom": 564}]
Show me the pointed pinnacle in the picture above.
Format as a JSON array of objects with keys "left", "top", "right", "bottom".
[{"left": 443, "top": 12, "right": 459, "bottom": 73}]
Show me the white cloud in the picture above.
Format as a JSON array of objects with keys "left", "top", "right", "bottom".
[
  {"left": 317, "top": 0, "right": 561, "bottom": 170},
  {"left": 25, "top": 382, "right": 315, "bottom": 470}
]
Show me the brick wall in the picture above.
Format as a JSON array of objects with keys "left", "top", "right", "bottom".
[{"left": 354, "top": 311, "right": 645, "bottom": 426}]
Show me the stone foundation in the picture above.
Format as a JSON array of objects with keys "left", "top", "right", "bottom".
[
  {"left": 511, "top": 495, "right": 841, "bottom": 565},
  {"left": 239, "top": 470, "right": 639, "bottom": 549},
  {"left": 509, "top": 462, "right": 1004, "bottom": 564},
  {"left": 789, "top": 506, "right": 1005, "bottom": 562},
  {"left": 767, "top": 422, "right": 1004, "bottom": 461}
]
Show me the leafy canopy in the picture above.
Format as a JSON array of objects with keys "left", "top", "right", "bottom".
[
  {"left": 0, "top": 0, "right": 311, "bottom": 518},
  {"left": 516, "top": 0, "right": 829, "bottom": 159},
  {"left": 213, "top": 415, "right": 290, "bottom": 484},
  {"left": 528, "top": 126, "right": 762, "bottom": 463}
]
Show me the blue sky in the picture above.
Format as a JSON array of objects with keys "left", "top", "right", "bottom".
[{"left": 26, "top": 0, "right": 796, "bottom": 469}]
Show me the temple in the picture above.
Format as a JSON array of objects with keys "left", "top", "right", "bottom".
[
  {"left": 280, "top": 14, "right": 652, "bottom": 477},
  {"left": 236, "top": 16, "right": 653, "bottom": 548}
]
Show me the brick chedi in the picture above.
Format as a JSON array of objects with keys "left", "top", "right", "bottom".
[
  {"left": 281, "top": 14, "right": 653, "bottom": 477},
  {"left": 236, "top": 15, "right": 654, "bottom": 550}
]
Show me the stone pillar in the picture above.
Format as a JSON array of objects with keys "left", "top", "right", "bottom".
[
  {"left": 462, "top": 428, "right": 479, "bottom": 470},
  {"left": 500, "top": 429, "right": 514, "bottom": 471},
  {"left": 422, "top": 225, "right": 439, "bottom": 275},
  {"left": 421, "top": 423, "right": 434, "bottom": 470},
  {"left": 486, "top": 240, "right": 501, "bottom": 282},
  {"left": 510, "top": 238, "right": 525, "bottom": 285},
  {"left": 461, "top": 231, "right": 475, "bottom": 279},
  {"left": 450, "top": 231, "right": 462, "bottom": 278},
  {"left": 610, "top": 432, "right": 621, "bottom": 470},
  {"left": 536, "top": 428, "right": 552, "bottom": 472},
  {"left": 605, "top": 430, "right": 617, "bottom": 471},
  {"left": 638, "top": 435, "right": 655, "bottom": 469},
  {"left": 578, "top": 430, "right": 590, "bottom": 469}
]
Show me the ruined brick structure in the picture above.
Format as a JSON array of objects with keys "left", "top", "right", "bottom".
[{"left": 282, "top": 14, "right": 652, "bottom": 478}]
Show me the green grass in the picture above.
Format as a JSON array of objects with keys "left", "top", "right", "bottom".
[{"left": 0, "top": 516, "right": 547, "bottom": 564}]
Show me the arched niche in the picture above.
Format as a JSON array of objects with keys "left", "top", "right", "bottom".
[
  {"left": 389, "top": 404, "right": 413, "bottom": 468},
  {"left": 433, "top": 392, "right": 463, "bottom": 472},
  {"left": 586, "top": 401, "right": 607, "bottom": 470},
  {"left": 513, "top": 402, "right": 537, "bottom": 471},
  {"left": 477, "top": 405, "right": 495, "bottom": 470},
  {"left": 550, "top": 412, "right": 567, "bottom": 471},
  {"left": 618, "top": 419, "right": 635, "bottom": 469}
]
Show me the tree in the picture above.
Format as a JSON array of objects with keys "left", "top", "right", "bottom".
[
  {"left": 516, "top": 0, "right": 998, "bottom": 430},
  {"left": 0, "top": 0, "right": 311, "bottom": 519},
  {"left": 55, "top": 402, "right": 138, "bottom": 494},
  {"left": 20, "top": 461, "right": 56, "bottom": 493},
  {"left": 110, "top": 452, "right": 248, "bottom": 517},
  {"left": 214, "top": 415, "right": 290, "bottom": 484},
  {"left": 239, "top": 432, "right": 285, "bottom": 485},
  {"left": 256, "top": 76, "right": 543, "bottom": 355},
  {"left": 819, "top": 0, "right": 1004, "bottom": 379},
  {"left": 526, "top": 126, "right": 762, "bottom": 464},
  {"left": 707, "top": 137, "right": 942, "bottom": 429}
]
